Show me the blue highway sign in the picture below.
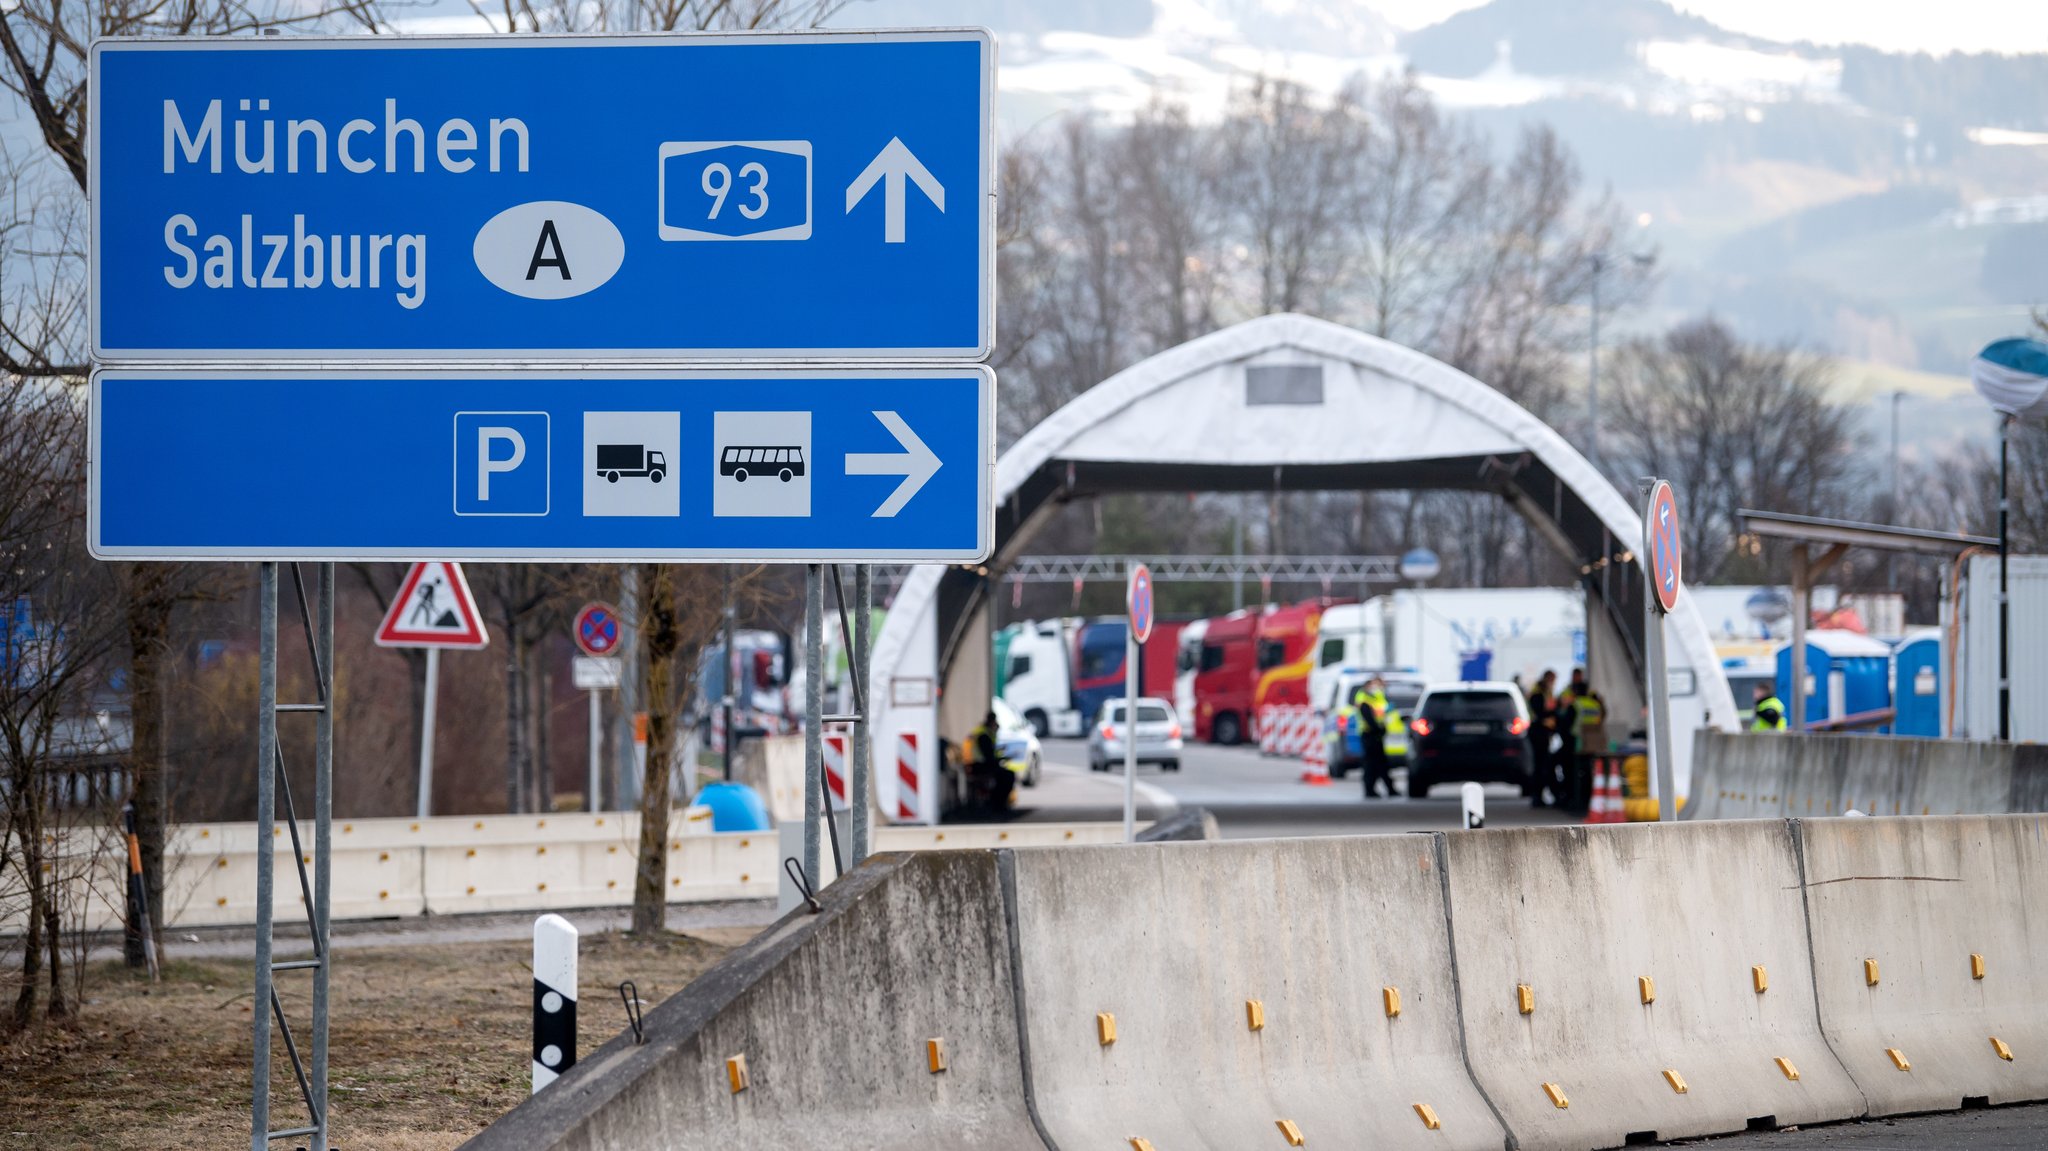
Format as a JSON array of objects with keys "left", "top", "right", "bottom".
[
  {"left": 90, "top": 31, "right": 993, "bottom": 361},
  {"left": 90, "top": 367, "right": 994, "bottom": 562}
]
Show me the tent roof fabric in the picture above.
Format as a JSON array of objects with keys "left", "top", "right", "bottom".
[{"left": 875, "top": 313, "right": 1737, "bottom": 736}]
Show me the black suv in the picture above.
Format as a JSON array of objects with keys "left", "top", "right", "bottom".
[{"left": 1405, "top": 683, "right": 1535, "bottom": 799}]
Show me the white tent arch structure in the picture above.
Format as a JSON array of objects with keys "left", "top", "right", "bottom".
[{"left": 871, "top": 313, "right": 1737, "bottom": 821}]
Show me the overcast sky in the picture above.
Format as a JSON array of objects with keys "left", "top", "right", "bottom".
[{"left": 1371, "top": 0, "right": 2048, "bottom": 55}]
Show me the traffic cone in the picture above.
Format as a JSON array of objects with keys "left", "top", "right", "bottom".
[
  {"left": 1587, "top": 763, "right": 1622, "bottom": 825},
  {"left": 1300, "top": 729, "right": 1331, "bottom": 786}
]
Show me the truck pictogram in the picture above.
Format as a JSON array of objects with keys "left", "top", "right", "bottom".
[{"left": 596, "top": 444, "right": 667, "bottom": 483}]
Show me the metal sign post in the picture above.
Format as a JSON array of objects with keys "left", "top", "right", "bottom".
[
  {"left": 851, "top": 565, "right": 875, "bottom": 862},
  {"left": 251, "top": 564, "right": 335, "bottom": 1150},
  {"left": 374, "top": 562, "right": 489, "bottom": 819},
  {"left": 571, "top": 603, "right": 623, "bottom": 811},
  {"left": 1124, "top": 562, "right": 1153, "bottom": 843},
  {"left": 1642, "top": 480, "right": 1683, "bottom": 823}
]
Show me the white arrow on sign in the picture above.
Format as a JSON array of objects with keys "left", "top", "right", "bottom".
[
  {"left": 845, "top": 137, "right": 945, "bottom": 244},
  {"left": 844, "top": 410, "right": 941, "bottom": 518}
]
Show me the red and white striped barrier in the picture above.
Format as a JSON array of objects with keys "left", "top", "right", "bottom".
[
  {"left": 895, "top": 731, "right": 921, "bottom": 823},
  {"left": 1299, "top": 723, "right": 1331, "bottom": 786},
  {"left": 823, "top": 731, "right": 850, "bottom": 812},
  {"left": 1257, "top": 705, "right": 1320, "bottom": 759}
]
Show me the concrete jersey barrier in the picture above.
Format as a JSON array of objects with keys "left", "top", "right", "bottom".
[
  {"left": 462, "top": 816, "right": 2048, "bottom": 1150},
  {"left": 1442, "top": 821, "right": 1864, "bottom": 1149},
  {"left": 1797, "top": 814, "right": 2048, "bottom": 1114},
  {"left": 462, "top": 850, "right": 1044, "bottom": 1151},
  {"left": 1685, "top": 731, "right": 2048, "bottom": 821},
  {"left": 1006, "top": 837, "right": 1506, "bottom": 1151}
]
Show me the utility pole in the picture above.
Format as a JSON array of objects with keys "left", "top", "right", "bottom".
[
  {"left": 1588, "top": 253, "right": 1604, "bottom": 471},
  {"left": 1889, "top": 391, "right": 1904, "bottom": 591}
]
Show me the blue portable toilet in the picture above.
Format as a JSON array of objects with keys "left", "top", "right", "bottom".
[
  {"left": 1892, "top": 628, "right": 1943, "bottom": 737},
  {"left": 1775, "top": 629, "right": 1894, "bottom": 728}
]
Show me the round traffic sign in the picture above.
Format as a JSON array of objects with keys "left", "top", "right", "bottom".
[
  {"left": 573, "top": 601, "right": 622, "bottom": 657},
  {"left": 1647, "top": 482, "right": 1683, "bottom": 615},
  {"left": 1126, "top": 563, "right": 1155, "bottom": 645}
]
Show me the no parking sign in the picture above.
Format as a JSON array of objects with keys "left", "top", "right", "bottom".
[
  {"left": 1127, "top": 563, "right": 1154, "bottom": 645},
  {"left": 573, "top": 602, "right": 622, "bottom": 658}
]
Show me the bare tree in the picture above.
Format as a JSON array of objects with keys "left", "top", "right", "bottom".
[
  {"left": 1605, "top": 317, "right": 1861, "bottom": 582},
  {"left": 1220, "top": 76, "right": 1361, "bottom": 317},
  {"left": 0, "top": 374, "right": 126, "bottom": 1030},
  {"left": 629, "top": 563, "right": 775, "bottom": 934}
]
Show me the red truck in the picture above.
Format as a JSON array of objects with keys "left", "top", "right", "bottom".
[{"left": 1191, "top": 600, "right": 1342, "bottom": 745}]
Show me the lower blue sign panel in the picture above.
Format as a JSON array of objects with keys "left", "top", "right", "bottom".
[{"left": 92, "top": 367, "right": 993, "bottom": 561}]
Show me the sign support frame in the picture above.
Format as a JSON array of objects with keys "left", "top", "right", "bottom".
[{"left": 250, "top": 563, "right": 335, "bottom": 1150}]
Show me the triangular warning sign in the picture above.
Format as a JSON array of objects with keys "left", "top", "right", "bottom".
[{"left": 375, "top": 562, "right": 489, "bottom": 649}]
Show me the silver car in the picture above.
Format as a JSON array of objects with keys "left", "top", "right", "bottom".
[{"left": 1087, "top": 697, "right": 1184, "bottom": 772}]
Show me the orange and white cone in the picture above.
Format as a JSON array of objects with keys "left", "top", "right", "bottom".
[
  {"left": 1300, "top": 729, "right": 1331, "bottom": 786},
  {"left": 1585, "top": 764, "right": 1613, "bottom": 825},
  {"left": 1600, "top": 765, "right": 1628, "bottom": 824}
]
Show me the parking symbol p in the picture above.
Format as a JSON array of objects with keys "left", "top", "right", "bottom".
[{"left": 455, "top": 411, "right": 550, "bottom": 516}]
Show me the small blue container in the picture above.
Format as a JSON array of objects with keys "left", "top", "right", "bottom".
[{"left": 694, "top": 781, "right": 771, "bottom": 832}]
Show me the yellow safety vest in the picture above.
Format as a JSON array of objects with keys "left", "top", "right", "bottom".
[
  {"left": 1574, "top": 695, "right": 1605, "bottom": 736},
  {"left": 1752, "top": 697, "right": 1787, "bottom": 732}
]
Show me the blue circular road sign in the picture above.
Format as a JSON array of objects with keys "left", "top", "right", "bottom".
[{"left": 1127, "top": 564, "right": 1155, "bottom": 645}]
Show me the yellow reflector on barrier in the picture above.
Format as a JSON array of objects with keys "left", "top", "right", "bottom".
[
  {"left": 1542, "top": 1082, "right": 1569, "bottom": 1109},
  {"left": 1097, "top": 1013, "right": 1118, "bottom": 1046},
  {"left": 1973, "top": 953, "right": 1987, "bottom": 980},
  {"left": 926, "top": 1038, "right": 947, "bottom": 1074},
  {"left": 1992, "top": 1037, "right": 2014, "bottom": 1062},
  {"left": 1639, "top": 976, "right": 1656, "bottom": 1005},
  {"left": 1276, "top": 1118, "right": 1306, "bottom": 1145},
  {"left": 1753, "top": 965, "right": 1769, "bottom": 993},
  {"left": 1887, "top": 1047, "right": 1911, "bottom": 1071},
  {"left": 1130, "top": 1140, "right": 1156, "bottom": 1151},
  {"left": 1865, "top": 959, "right": 1881, "bottom": 986},
  {"left": 1663, "top": 1069, "right": 1688, "bottom": 1094},
  {"left": 1384, "top": 987, "right": 1402, "bottom": 1018},
  {"left": 1517, "top": 984, "right": 1535, "bottom": 1015},
  {"left": 1776, "top": 1057, "right": 1800, "bottom": 1081},
  {"left": 726, "top": 1054, "right": 749, "bottom": 1093},
  {"left": 1247, "top": 999, "right": 1266, "bottom": 1032},
  {"left": 1413, "top": 1103, "right": 1441, "bottom": 1130}
]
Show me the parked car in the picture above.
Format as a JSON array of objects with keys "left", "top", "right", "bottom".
[
  {"left": 993, "top": 698, "right": 1042, "bottom": 787},
  {"left": 1317, "top": 668, "right": 1427, "bottom": 778},
  {"left": 1405, "top": 682, "right": 1534, "bottom": 799},
  {"left": 1087, "top": 697, "right": 1184, "bottom": 772}
]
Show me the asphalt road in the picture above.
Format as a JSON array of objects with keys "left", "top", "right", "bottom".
[
  {"left": 1690, "top": 1105, "right": 2048, "bottom": 1148},
  {"left": 1009, "top": 736, "right": 1578, "bottom": 838}
]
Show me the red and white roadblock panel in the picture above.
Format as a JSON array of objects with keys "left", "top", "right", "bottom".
[
  {"left": 1299, "top": 724, "right": 1331, "bottom": 786},
  {"left": 823, "top": 731, "right": 851, "bottom": 812},
  {"left": 1258, "top": 705, "right": 1320, "bottom": 759},
  {"left": 895, "top": 731, "right": 921, "bottom": 823}
]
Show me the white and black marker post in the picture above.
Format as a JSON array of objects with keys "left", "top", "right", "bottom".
[
  {"left": 1461, "top": 781, "right": 1485, "bottom": 830},
  {"left": 532, "top": 914, "right": 577, "bottom": 1093}
]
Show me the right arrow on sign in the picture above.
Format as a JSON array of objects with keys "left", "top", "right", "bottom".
[
  {"left": 844, "top": 410, "right": 941, "bottom": 518},
  {"left": 845, "top": 137, "right": 945, "bottom": 243}
]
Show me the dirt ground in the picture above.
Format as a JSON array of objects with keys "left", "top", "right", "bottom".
[{"left": 0, "top": 926, "right": 754, "bottom": 1150}]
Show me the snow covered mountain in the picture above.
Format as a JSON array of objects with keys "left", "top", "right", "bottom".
[{"left": 838, "top": 0, "right": 2048, "bottom": 441}]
